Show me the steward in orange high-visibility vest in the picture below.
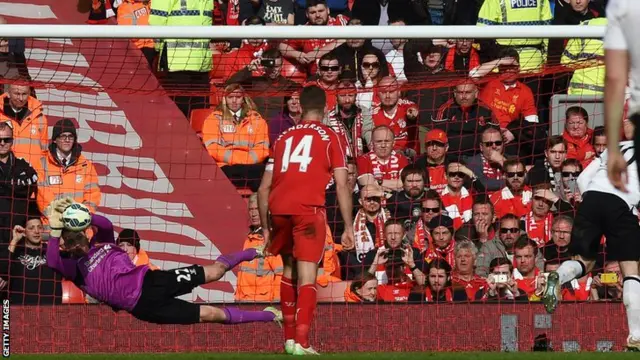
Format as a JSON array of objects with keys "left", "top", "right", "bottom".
[
  {"left": 114, "top": 0, "right": 156, "bottom": 66},
  {"left": 201, "top": 85, "right": 269, "bottom": 167},
  {"left": 117, "top": 228, "right": 159, "bottom": 270},
  {"left": 235, "top": 226, "right": 284, "bottom": 302},
  {"left": 33, "top": 119, "right": 101, "bottom": 227},
  {"left": 0, "top": 83, "right": 48, "bottom": 166}
]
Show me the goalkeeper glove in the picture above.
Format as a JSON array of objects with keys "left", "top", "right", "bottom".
[{"left": 47, "top": 197, "right": 74, "bottom": 238}]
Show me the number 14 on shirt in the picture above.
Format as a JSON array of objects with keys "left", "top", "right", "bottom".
[{"left": 281, "top": 135, "right": 314, "bottom": 173}]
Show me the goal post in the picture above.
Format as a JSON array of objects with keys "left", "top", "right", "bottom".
[{"left": 2, "top": 24, "right": 628, "bottom": 354}]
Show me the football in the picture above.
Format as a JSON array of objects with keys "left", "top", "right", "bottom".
[{"left": 62, "top": 203, "right": 92, "bottom": 231}]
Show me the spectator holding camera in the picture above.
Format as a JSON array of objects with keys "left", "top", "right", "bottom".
[
  {"left": 226, "top": 48, "right": 299, "bottom": 120},
  {"left": 475, "top": 257, "right": 528, "bottom": 301},
  {"left": 364, "top": 219, "right": 424, "bottom": 286},
  {"left": 559, "top": 159, "right": 583, "bottom": 205},
  {"left": 591, "top": 261, "right": 624, "bottom": 301}
]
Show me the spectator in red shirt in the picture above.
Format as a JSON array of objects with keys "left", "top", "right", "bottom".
[
  {"left": 370, "top": 76, "right": 417, "bottom": 152},
  {"left": 562, "top": 106, "right": 596, "bottom": 168},
  {"left": 410, "top": 258, "right": 468, "bottom": 303},
  {"left": 513, "top": 236, "right": 541, "bottom": 298},
  {"left": 305, "top": 52, "right": 342, "bottom": 109},
  {"left": 437, "top": 39, "right": 481, "bottom": 73},
  {"left": 357, "top": 125, "right": 409, "bottom": 192},
  {"left": 415, "top": 129, "right": 449, "bottom": 194},
  {"left": 278, "top": 0, "right": 347, "bottom": 75},
  {"left": 452, "top": 240, "right": 487, "bottom": 299},
  {"left": 440, "top": 161, "right": 478, "bottom": 230},
  {"left": 489, "top": 158, "right": 532, "bottom": 218},
  {"left": 473, "top": 48, "right": 539, "bottom": 130},
  {"left": 424, "top": 215, "right": 456, "bottom": 268},
  {"left": 218, "top": 16, "right": 272, "bottom": 78}
]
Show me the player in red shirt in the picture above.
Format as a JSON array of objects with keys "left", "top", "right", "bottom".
[{"left": 257, "top": 86, "right": 355, "bottom": 356}]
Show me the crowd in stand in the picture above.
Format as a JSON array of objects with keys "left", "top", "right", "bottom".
[{"left": 0, "top": 0, "right": 628, "bottom": 305}]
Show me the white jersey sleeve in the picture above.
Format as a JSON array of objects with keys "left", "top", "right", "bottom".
[
  {"left": 604, "top": 0, "right": 629, "bottom": 50},
  {"left": 585, "top": 141, "right": 640, "bottom": 209}
]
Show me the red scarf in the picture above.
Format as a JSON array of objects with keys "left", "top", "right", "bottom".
[
  {"left": 326, "top": 108, "right": 365, "bottom": 158},
  {"left": 444, "top": 47, "right": 480, "bottom": 72},
  {"left": 377, "top": 282, "right": 413, "bottom": 302},
  {"left": 354, "top": 208, "right": 388, "bottom": 259},
  {"left": 441, "top": 186, "right": 473, "bottom": 230},
  {"left": 412, "top": 219, "right": 432, "bottom": 252},
  {"left": 424, "top": 287, "right": 453, "bottom": 302},
  {"left": 524, "top": 212, "right": 553, "bottom": 247},
  {"left": 482, "top": 154, "right": 502, "bottom": 180},
  {"left": 425, "top": 240, "right": 456, "bottom": 269},
  {"left": 515, "top": 268, "right": 540, "bottom": 297}
]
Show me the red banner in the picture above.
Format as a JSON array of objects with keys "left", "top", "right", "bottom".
[
  {"left": 4, "top": 1, "right": 247, "bottom": 301},
  {"left": 9, "top": 303, "right": 629, "bottom": 353}
]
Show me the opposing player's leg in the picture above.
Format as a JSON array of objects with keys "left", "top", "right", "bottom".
[
  {"left": 269, "top": 215, "right": 297, "bottom": 354},
  {"left": 291, "top": 213, "right": 326, "bottom": 355},
  {"left": 620, "top": 260, "right": 640, "bottom": 351},
  {"left": 199, "top": 304, "right": 282, "bottom": 324},
  {"left": 543, "top": 192, "right": 602, "bottom": 313}
]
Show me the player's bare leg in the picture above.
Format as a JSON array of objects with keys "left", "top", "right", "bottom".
[
  {"left": 619, "top": 260, "right": 640, "bottom": 351},
  {"left": 543, "top": 255, "right": 595, "bottom": 314},
  {"left": 280, "top": 254, "right": 298, "bottom": 355},
  {"left": 204, "top": 247, "right": 264, "bottom": 282},
  {"left": 199, "top": 305, "right": 282, "bottom": 325},
  {"left": 293, "top": 260, "right": 320, "bottom": 355}
]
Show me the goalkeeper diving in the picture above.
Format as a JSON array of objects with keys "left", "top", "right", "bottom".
[{"left": 46, "top": 197, "right": 282, "bottom": 325}]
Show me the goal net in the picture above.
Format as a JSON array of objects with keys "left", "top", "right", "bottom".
[{"left": 1, "top": 20, "right": 630, "bottom": 354}]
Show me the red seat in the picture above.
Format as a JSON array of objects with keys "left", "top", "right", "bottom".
[
  {"left": 62, "top": 280, "right": 86, "bottom": 304},
  {"left": 189, "top": 108, "right": 214, "bottom": 139}
]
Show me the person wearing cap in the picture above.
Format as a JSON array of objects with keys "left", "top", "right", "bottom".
[
  {"left": 431, "top": 80, "right": 498, "bottom": 158},
  {"left": 415, "top": 128, "right": 449, "bottom": 194},
  {"left": 32, "top": 118, "right": 101, "bottom": 227},
  {"left": 356, "top": 125, "right": 409, "bottom": 192},
  {"left": 0, "top": 76, "right": 48, "bottom": 166},
  {"left": 324, "top": 79, "right": 373, "bottom": 159},
  {"left": 117, "top": 229, "right": 159, "bottom": 270},
  {"left": 424, "top": 214, "right": 456, "bottom": 268}
]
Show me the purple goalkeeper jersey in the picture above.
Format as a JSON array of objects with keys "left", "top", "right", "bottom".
[{"left": 46, "top": 214, "right": 149, "bottom": 311}]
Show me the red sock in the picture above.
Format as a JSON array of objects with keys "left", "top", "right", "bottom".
[
  {"left": 295, "top": 284, "right": 317, "bottom": 348},
  {"left": 280, "top": 277, "right": 297, "bottom": 341}
]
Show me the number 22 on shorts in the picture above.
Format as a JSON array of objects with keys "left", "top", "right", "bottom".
[
  {"left": 281, "top": 135, "right": 314, "bottom": 172},
  {"left": 175, "top": 268, "right": 192, "bottom": 282}
]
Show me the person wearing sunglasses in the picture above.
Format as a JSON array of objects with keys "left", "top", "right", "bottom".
[
  {"left": 440, "top": 160, "right": 485, "bottom": 230},
  {"left": 489, "top": 158, "right": 532, "bottom": 219},
  {"left": 305, "top": 52, "right": 342, "bottom": 110},
  {"left": 409, "top": 190, "right": 444, "bottom": 253},
  {"left": 560, "top": 158, "right": 584, "bottom": 205},
  {"left": 475, "top": 214, "right": 545, "bottom": 277},
  {"left": 465, "top": 127, "right": 506, "bottom": 192}
]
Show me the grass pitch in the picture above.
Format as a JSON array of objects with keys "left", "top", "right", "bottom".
[{"left": 9, "top": 353, "right": 640, "bottom": 360}]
